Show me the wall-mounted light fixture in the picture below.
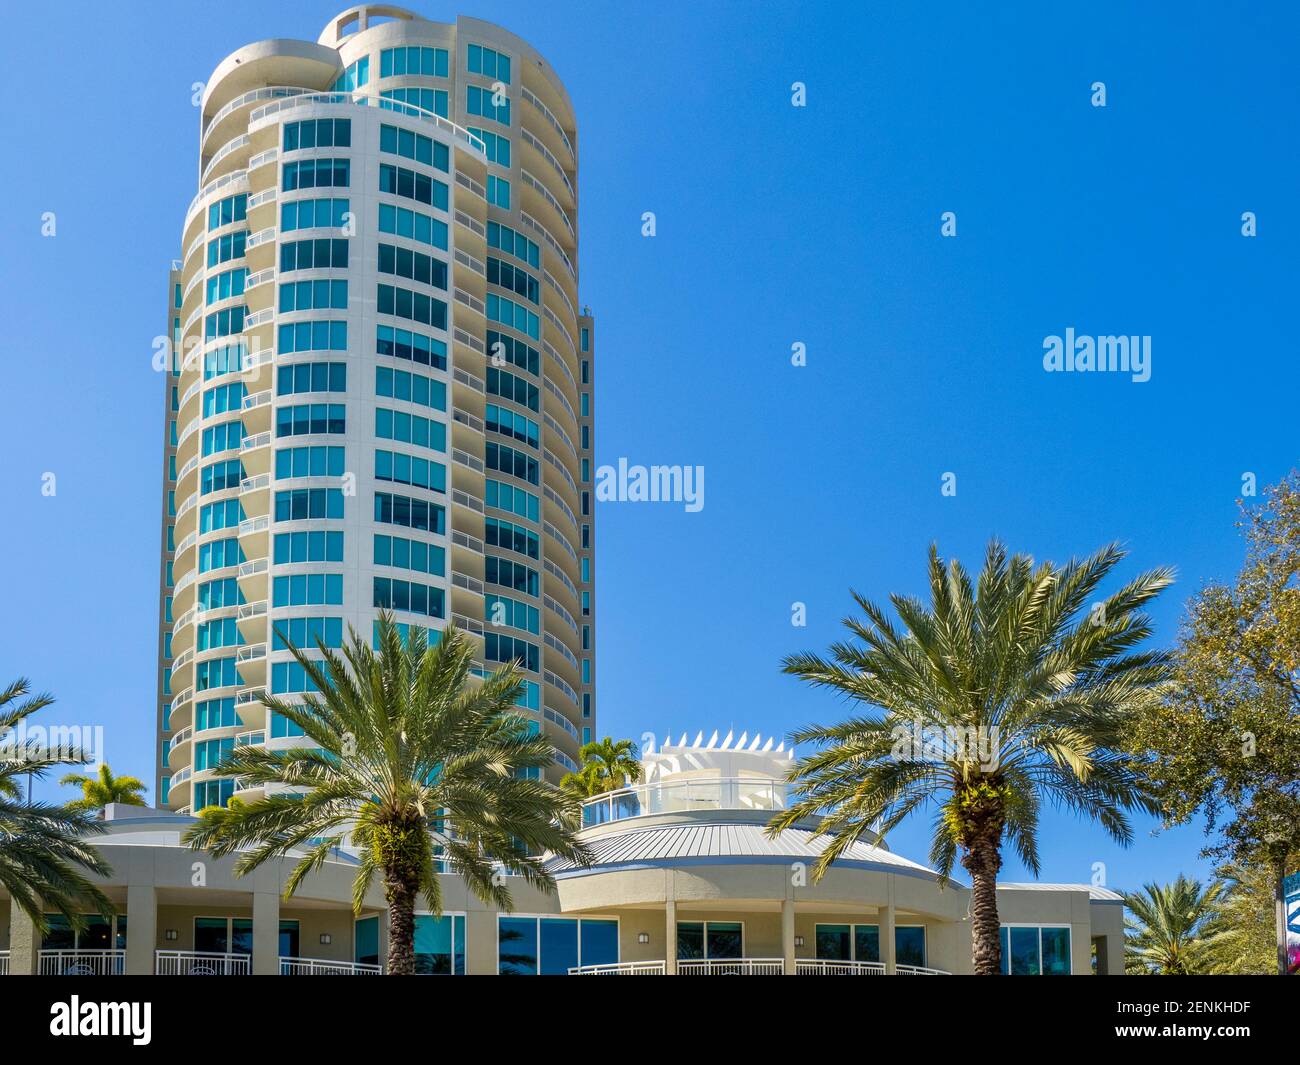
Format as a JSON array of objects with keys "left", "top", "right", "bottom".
[
  {"left": 794, "top": 935, "right": 805, "bottom": 948},
  {"left": 320, "top": 933, "right": 332, "bottom": 945},
  {"left": 164, "top": 929, "right": 179, "bottom": 941},
  {"left": 637, "top": 932, "right": 650, "bottom": 944}
]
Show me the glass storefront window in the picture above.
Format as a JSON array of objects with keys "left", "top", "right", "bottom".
[
  {"left": 498, "top": 916, "right": 619, "bottom": 974},
  {"left": 1001, "top": 925, "right": 1071, "bottom": 975},
  {"left": 676, "top": 921, "right": 743, "bottom": 960}
]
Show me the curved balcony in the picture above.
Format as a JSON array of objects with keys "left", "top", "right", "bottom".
[{"left": 580, "top": 776, "right": 788, "bottom": 829}]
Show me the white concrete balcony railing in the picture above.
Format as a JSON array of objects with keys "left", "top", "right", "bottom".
[
  {"left": 580, "top": 776, "right": 789, "bottom": 828},
  {"left": 568, "top": 961, "right": 666, "bottom": 976},
  {"left": 679, "top": 958, "right": 785, "bottom": 976},
  {"left": 279, "top": 957, "right": 382, "bottom": 976},
  {"left": 39, "top": 949, "right": 125, "bottom": 976},
  {"left": 795, "top": 960, "right": 886, "bottom": 976},
  {"left": 156, "top": 950, "right": 250, "bottom": 975}
]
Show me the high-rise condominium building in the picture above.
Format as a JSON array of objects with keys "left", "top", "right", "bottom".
[{"left": 155, "top": 6, "right": 596, "bottom": 813}]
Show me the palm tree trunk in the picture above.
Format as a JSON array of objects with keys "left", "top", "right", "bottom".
[
  {"left": 961, "top": 829, "right": 1004, "bottom": 975},
  {"left": 385, "top": 872, "right": 417, "bottom": 976}
]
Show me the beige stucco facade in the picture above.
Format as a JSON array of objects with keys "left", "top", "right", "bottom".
[{"left": 2, "top": 741, "right": 1126, "bottom": 976}]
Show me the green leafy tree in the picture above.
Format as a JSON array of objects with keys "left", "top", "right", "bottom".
[
  {"left": 183, "top": 616, "right": 591, "bottom": 974},
  {"left": 770, "top": 541, "right": 1172, "bottom": 975},
  {"left": 1127, "top": 473, "right": 1300, "bottom": 974},
  {"left": 1123, "top": 875, "right": 1238, "bottom": 974},
  {"left": 0, "top": 679, "right": 114, "bottom": 931},
  {"left": 59, "top": 764, "right": 148, "bottom": 814}
]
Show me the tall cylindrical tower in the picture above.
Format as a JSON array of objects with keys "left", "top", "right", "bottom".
[{"left": 155, "top": 6, "right": 595, "bottom": 813}]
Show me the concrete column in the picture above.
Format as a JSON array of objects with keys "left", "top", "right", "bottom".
[
  {"left": 882, "top": 883, "right": 897, "bottom": 975},
  {"left": 781, "top": 897, "right": 796, "bottom": 976},
  {"left": 664, "top": 898, "right": 677, "bottom": 975},
  {"left": 7, "top": 907, "right": 40, "bottom": 975},
  {"left": 125, "top": 884, "right": 157, "bottom": 975},
  {"left": 252, "top": 891, "right": 281, "bottom": 975}
]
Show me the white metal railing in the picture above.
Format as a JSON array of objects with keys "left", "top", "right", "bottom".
[
  {"left": 452, "top": 448, "right": 484, "bottom": 474},
  {"left": 156, "top": 950, "right": 250, "bottom": 975},
  {"left": 201, "top": 134, "right": 251, "bottom": 184},
  {"left": 454, "top": 288, "right": 485, "bottom": 316},
  {"left": 248, "top": 89, "right": 486, "bottom": 159},
  {"left": 521, "top": 85, "right": 575, "bottom": 161},
  {"left": 0, "top": 951, "right": 9, "bottom": 976},
  {"left": 679, "top": 958, "right": 785, "bottom": 976},
  {"left": 896, "top": 964, "right": 949, "bottom": 975},
  {"left": 204, "top": 86, "right": 311, "bottom": 136},
  {"left": 581, "top": 776, "right": 789, "bottom": 828},
  {"left": 520, "top": 126, "right": 575, "bottom": 201},
  {"left": 451, "top": 529, "right": 483, "bottom": 554},
  {"left": 235, "top": 729, "right": 265, "bottom": 747},
  {"left": 453, "top": 367, "right": 485, "bottom": 392},
  {"left": 279, "top": 956, "right": 382, "bottom": 976},
  {"left": 454, "top": 209, "right": 485, "bottom": 239},
  {"left": 568, "top": 960, "right": 665, "bottom": 976},
  {"left": 235, "top": 688, "right": 266, "bottom": 706},
  {"left": 39, "top": 949, "right": 125, "bottom": 976},
  {"left": 520, "top": 210, "right": 576, "bottom": 281},
  {"left": 520, "top": 169, "right": 575, "bottom": 239},
  {"left": 169, "top": 725, "right": 193, "bottom": 749},
  {"left": 796, "top": 959, "right": 886, "bottom": 976},
  {"left": 453, "top": 327, "right": 485, "bottom": 355}
]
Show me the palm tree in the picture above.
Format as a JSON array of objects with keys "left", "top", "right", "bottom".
[
  {"left": 60, "top": 764, "right": 148, "bottom": 814},
  {"left": 769, "top": 541, "right": 1172, "bottom": 974},
  {"left": 0, "top": 678, "right": 114, "bottom": 931},
  {"left": 560, "top": 762, "right": 607, "bottom": 801},
  {"left": 570, "top": 737, "right": 642, "bottom": 793},
  {"left": 1124, "top": 875, "right": 1238, "bottom": 974},
  {"left": 183, "top": 614, "right": 591, "bottom": 974}
]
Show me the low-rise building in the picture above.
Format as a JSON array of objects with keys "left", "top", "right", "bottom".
[{"left": 0, "top": 735, "right": 1124, "bottom": 975}]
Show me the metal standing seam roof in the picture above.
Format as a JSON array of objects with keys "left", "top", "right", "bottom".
[
  {"left": 996, "top": 882, "right": 1124, "bottom": 902},
  {"left": 547, "top": 823, "right": 939, "bottom": 877}
]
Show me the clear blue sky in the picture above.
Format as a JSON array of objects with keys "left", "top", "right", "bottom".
[{"left": 1, "top": 1, "right": 1295, "bottom": 894}]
